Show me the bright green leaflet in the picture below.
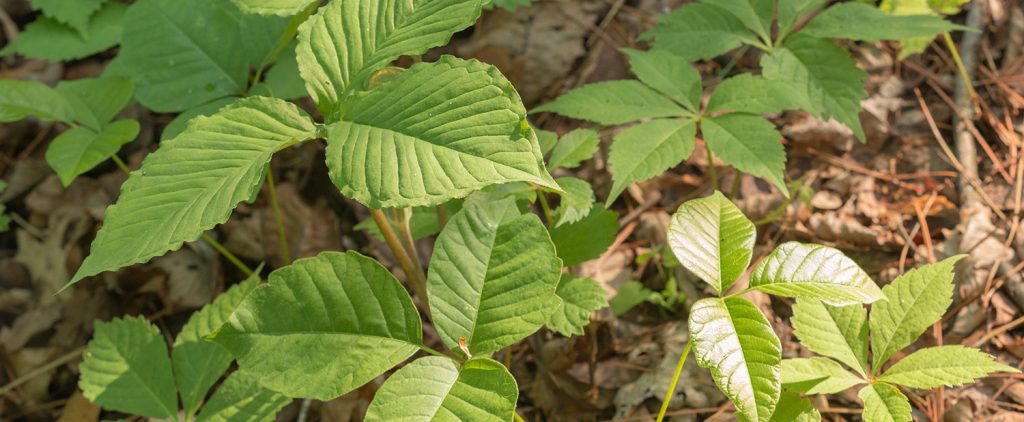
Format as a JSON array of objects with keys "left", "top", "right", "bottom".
[
  {"left": 532, "top": 80, "right": 686, "bottom": 126},
  {"left": 641, "top": 1, "right": 759, "bottom": 61},
  {"left": 881, "top": 0, "right": 969, "bottom": 59},
  {"left": 869, "top": 256, "right": 963, "bottom": 369},
  {"left": 547, "top": 275, "right": 608, "bottom": 336},
  {"left": 777, "top": 0, "right": 826, "bottom": 38},
  {"left": 79, "top": 316, "right": 178, "bottom": 419},
  {"left": 547, "top": 128, "right": 599, "bottom": 170},
  {"left": 623, "top": 49, "right": 701, "bottom": 111},
  {"left": 667, "top": 191, "right": 754, "bottom": 295},
  {"left": 213, "top": 251, "right": 423, "bottom": 400},
  {"left": 878, "top": 345, "right": 1019, "bottom": 389},
  {"left": 326, "top": 57, "right": 558, "bottom": 208},
  {"left": 688, "top": 297, "right": 781, "bottom": 422},
  {"left": 607, "top": 118, "right": 697, "bottom": 205},
  {"left": 67, "top": 97, "right": 317, "bottom": 287},
  {"left": 173, "top": 272, "right": 261, "bottom": 416},
  {"left": 536, "top": 129, "right": 558, "bottom": 155},
  {"left": 0, "top": 2, "right": 125, "bottom": 62},
  {"left": 427, "top": 198, "right": 561, "bottom": 356},
  {"left": 706, "top": 74, "right": 807, "bottom": 116},
  {"left": 46, "top": 120, "right": 139, "bottom": 186},
  {"left": 28, "top": 0, "right": 106, "bottom": 34},
  {"left": 610, "top": 281, "right": 654, "bottom": 316},
  {"left": 549, "top": 206, "right": 618, "bottom": 267},
  {"left": 296, "top": 0, "right": 482, "bottom": 117},
  {"left": 701, "top": 113, "right": 788, "bottom": 195},
  {"left": 231, "top": 0, "right": 314, "bottom": 15},
  {"left": 0, "top": 79, "right": 74, "bottom": 123},
  {"left": 748, "top": 242, "right": 883, "bottom": 306},
  {"left": 859, "top": 383, "right": 911, "bottom": 422},
  {"left": 554, "top": 177, "right": 594, "bottom": 227},
  {"left": 780, "top": 357, "right": 864, "bottom": 394},
  {"left": 162, "top": 97, "right": 239, "bottom": 141},
  {"left": 712, "top": 0, "right": 773, "bottom": 41},
  {"left": 365, "top": 357, "right": 518, "bottom": 421},
  {"left": 800, "top": 2, "right": 962, "bottom": 42},
  {"left": 769, "top": 391, "right": 821, "bottom": 422},
  {"left": 195, "top": 371, "right": 291, "bottom": 422},
  {"left": 792, "top": 299, "right": 869, "bottom": 376},
  {"left": 56, "top": 76, "right": 134, "bottom": 131}
]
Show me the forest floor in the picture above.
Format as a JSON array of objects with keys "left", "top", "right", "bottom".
[{"left": 1, "top": 0, "right": 1023, "bottom": 421}]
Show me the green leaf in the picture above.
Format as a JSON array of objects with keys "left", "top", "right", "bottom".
[
  {"left": 79, "top": 316, "right": 177, "bottom": 419},
  {"left": 869, "top": 256, "right": 963, "bottom": 369},
  {"left": 748, "top": 242, "right": 883, "bottom": 306},
  {"left": 161, "top": 97, "right": 239, "bottom": 141},
  {"left": 231, "top": 0, "right": 314, "bottom": 16},
  {"left": 0, "top": 2, "right": 125, "bottom": 61},
  {"left": 195, "top": 371, "right": 291, "bottom": 422},
  {"left": 46, "top": 119, "right": 139, "bottom": 187},
  {"left": 712, "top": 0, "right": 774, "bottom": 40},
  {"left": 878, "top": 345, "right": 1020, "bottom": 389},
  {"left": 642, "top": 2, "right": 760, "bottom": 61},
  {"left": 858, "top": 383, "right": 911, "bottom": 422},
  {"left": 536, "top": 129, "right": 558, "bottom": 155},
  {"left": 689, "top": 297, "right": 781, "bottom": 422},
  {"left": 762, "top": 35, "right": 868, "bottom": 141},
  {"left": 326, "top": 57, "right": 558, "bottom": 209},
  {"left": 547, "top": 275, "right": 608, "bottom": 336},
  {"left": 702, "top": 113, "right": 788, "bottom": 195},
  {"left": 781, "top": 357, "right": 864, "bottom": 394},
  {"left": 532, "top": 80, "right": 687, "bottom": 125},
  {"left": 56, "top": 77, "right": 134, "bottom": 131},
  {"left": 427, "top": 198, "right": 562, "bottom": 355},
  {"left": 172, "top": 272, "right": 262, "bottom": 415},
  {"left": 28, "top": 0, "right": 106, "bottom": 34},
  {"left": 68, "top": 97, "right": 316, "bottom": 287},
  {"left": 213, "top": 251, "right": 423, "bottom": 400},
  {"left": 792, "top": 299, "right": 869, "bottom": 376},
  {"left": 610, "top": 281, "right": 654, "bottom": 316},
  {"left": 769, "top": 391, "right": 821, "bottom": 422},
  {"left": 607, "top": 118, "right": 697, "bottom": 205},
  {"left": 801, "top": 3, "right": 962, "bottom": 41},
  {"left": 0, "top": 79, "right": 74, "bottom": 124},
  {"left": 550, "top": 206, "right": 619, "bottom": 267},
  {"left": 624, "top": 49, "right": 702, "bottom": 111},
  {"left": 880, "top": 0, "right": 968, "bottom": 59},
  {"left": 778, "top": 0, "right": 827, "bottom": 38},
  {"left": 296, "top": 0, "right": 482, "bottom": 116},
  {"left": 547, "top": 128, "right": 599, "bottom": 170},
  {"left": 248, "top": 45, "right": 308, "bottom": 100},
  {"left": 485, "top": 0, "right": 531, "bottom": 11},
  {"left": 554, "top": 177, "right": 594, "bottom": 227},
  {"left": 667, "top": 191, "right": 755, "bottom": 295},
  {"left": 365, "top": 357, "right": 518, "bottom": 421},
  {"left": 707, "top": 74, "right": 808, "bottom": 115}
]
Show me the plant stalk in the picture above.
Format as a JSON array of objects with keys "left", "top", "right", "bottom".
[
  {"left": 265, "top": 165, "right": 291, "bottom": 264},
  {"left": 537, "top": 191, "right": 554, "bottom": 227},
  {"left": 370, "top": 209, "right": 429, "bottom": 309},
  {"left": 705, "top": 143, "right": 718, "bottom": 191},
  {"left": 249, "top": 0, "right": 320, "bottom": 91},
  {"left": 656, "top": 341, "right": 693, "bottom": 422},
  {"left": 392, "top": 208, "right": 428, "bottom": 309},
  {"left": 202, "top": 233, "right": 254, "bottom": 276},
  {"left": 110, "top": 154, "right": 131, "bottom": 174}
]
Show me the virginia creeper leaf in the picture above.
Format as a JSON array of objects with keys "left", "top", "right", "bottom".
[
  {"left": 550, "top": 206, "right": 619, "bottom": 267},
  {"left": 667, "top": 191, "right": 755, "bottom": 295},
  {"left": 878, "top": 345, "right": 1020, "bottom": 389},
  {"left": 0, "top": 79, "right": 75, "bottom": 124},
  {"left": 642, "top": 2, "right": 760, "bottom": 61},
  {"left": 859, "top": 383, "right": 911, "bottom": 422},
  {"left": 0, "top": 2, "right": 125, "bottom": 62},
  {"left": 195, "top": 371, "right": 291, "bottom": 422},
  {"left": 792, "top": 299, "right": 869, "bottom": 376},
  {"left": 624, "top": 49, "right": 702, "bottom": 111},
  {"left": 778, "top": 0, "right": 827, "bottom": 38},
  {"left": 781, "top": 357, "right": 864, "bottom": 394},
  {"left": 706, "top": 74, "right": 808, "bottom": 115},
  {"left": 801, "top": 2, "right": 962, "bottom": 41},
  {"left": 607, "top": 118, "right": 697, "bottom": 205},
  {"left": 46, "top": 119, "right": 139, "bottom": 187},
  {"left": 532, "top": 80, "right": 687, "bottom": 125},
  {"left": 554, "top": 177, "right": 595, "bottom": 228},
  {"left": 547, "top": 275, "right": 608, "bottom": 336},
  {"left": 547, "top": 128, "right": 599, "bottom": 170},
  {"left": 712, "top": 0, "right": 774, "bottom": 40},
  {"left": 702, "top": 113, "right": 788, "bottom": 195},
  {"left": 749, "top": 242, "right": 883, "bottom": 306}
]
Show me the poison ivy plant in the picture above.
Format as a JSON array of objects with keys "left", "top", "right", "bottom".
[
  {"left": 662, "top": 191, "right": 884, "bottom": 421},
  {"left": 781, "top": 256, "right": 1019, "bottom": 421},
  {"left": 1, "top": 0, "right": 125, "bottom": 61}
]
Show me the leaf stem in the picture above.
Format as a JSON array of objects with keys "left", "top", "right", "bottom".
[
  {"left": 265, "top": 165, "right": 291, "bottom": 264},
  {"left": 248, "top": 0, "right": 320, "bottom": 91},
  {"left": 537, "top": 191, "right": 554, "bottom": 227},
  {"left": 419, "top": 345, "right": 447, "bottom": 358},
  {"left": 392, "top": 208, "right": 429, "bottom": 310},
  {"left": 514, "top": 411, "right": 527, "bottom": 422},
  {"left": 705, "top": 143, "right": 718, "bottom": 191},
  {"left": 110, "top": 154, "right": 131, "bottom": 174},
  {"left": 656, "top": 341, "right": 693, "bottom": 422},
  {"left": 370, "top": 209, "right": 429, "bottom": 309},
  {"left": 943, "top": 32, "right": 976, "bottom": 101},
  {"left": 202, "top": 233, "right": 254, "bottom": 276}
]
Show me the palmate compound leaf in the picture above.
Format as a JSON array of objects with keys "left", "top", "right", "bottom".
[
  {"left": 878, "top": 345, "right": 1020, "bottom": 389},
  {"left": 623, "top": 49, "right": 702, "bottom": 111},
  {"left": 365, "top": 357, "right": 518, "bottom": 421},
  {"left": 231, "top": 0, "right": 314, "bottom": 16},
  {"left": 800, "top": 2, "right": 963, "bottom": 42},
  {"left": 553, "top": 177, "right": 594, "bottom": 228},
  {"left": 173, "top": 272, "right": 262, "bottom": 416},
  {"left": 326, "top": 57, "right": 558, "bottom": 209},
  {"left": 606, "top": 118, "right": 697, "bottom": 205},
  {"left": 0, "top": 1, "right": 125, "bottom": 62},
  {"left": 858, "top": 382, "right": 911, "bottom": 422},
  {"left": 641, "top": 1, "right": 761, "bottom": 61},
  {"left": 547, "top": 128, "right": 599, "bottom": 170},
  {"left": 781, "top": 357, "right": 864, "bottom": 394},
  {"left": 701, "top": 113, "right": 788, "bottom": 195},
  {"left": 212, "top": 251, "right": 423, "bottom": 400},
  {"left": 195, "top": 371, "right": 291, "bottom": 422},
  {"left": 792, "top": 299, "right": 869, "bottom": 376},
  {"left": 531, "top": 80, "right": 687, "bottom": 126},
  {"left": 46, "top": 119, "right": 140, "bottom": 187},
  {"left": 870, "top": 256, "right": 964, "bottom": 369},
  {"left": 67, "top": 97, "right": 317, "bottom": 287},
  {"left": 761, "top": 35, "right": 868, "bottom": 142},
  {"left": 749, "top": 242, "right": 883, "bottom": 306},
  {"left": 79, "top": 316, "right": 177, "bottom": 419},
  {"left": 667, "top": 191, "right": 755, "bottom": 295},
  {"left": 546, "top": 274, "right": 608, "bottom": 337},
  {"left": 0, "top": 79, "right": 74, "bottom": 124},
  {"left": 297, "top": 0, "right": 482, "bottom": 117},
  {"left": 706, "top": 74, "right": 808, "bottom": 116},
  {"left": 427, "top": 198, "right": 562, "bottom": 356},
  {"left": 689, "top": 297, "right": 781, "bottom": 422}
]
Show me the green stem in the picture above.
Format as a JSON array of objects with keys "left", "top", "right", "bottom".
[
  {"left": 537, "top": 191, "right": 554, "bottom": 227},
  {"left": 265, "top": 165, "right": 291, "bottom": 264},
  {"left": 248, "top": 1, "right": 320, "bottom": 91},
  {"left": 392, "top": 208, "right": 429, "bottom": 311},
  {"left": 110, "top": 154, "right": 131, "bottom": 174},
  {"left": 419, "top": 345, "right": 447, "bottom": 358},
  {"left": 705, "top": 143, "right": 718, "bottom": 191},
  {"left": 370, "top": 209, "right": 429, "bottom": 308},
  {"left": 202, "top": 233, "right": 254, "bottom": 276},
  {"left": 656, "top": 341, "right": 693, "bottom": 422},
  {"left": 728, "top": 170, "right": 743, "bottom": 199},
  {"left": 514, "top": 412, "right": 527, "bottom": 422},
  {"left": 943, "top": 32, "right": 976, "bottom": 100}
]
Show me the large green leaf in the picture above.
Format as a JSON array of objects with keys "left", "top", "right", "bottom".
[
  {"left": 667, "top": 191, "right": 755, "bottom": 295},
  {"left": 45, "top": 119, "right": 139, "bottom": 187},
  {"left": 365, "top": 357, "right": 518, "bottom": 421},
  {"left": 0, "top": 79, "right": 74, "bottom": 123},
  {"left": 547, "top": 128, "right": 599, "bottom": 170},
  {"left": 801, "top": 2, "right": 961, "bottom": 41},
  {"left": 79, "top": 316, "right": 177, "bottom": 419},
  {"left": 869, "top": 256, "right": 963, "bottom": 369},
  {"left": 858, "top": 383, "right": 911, "bottom": 422},
  {"left": 195, "top": 371, "right": 291, "bottom": 422},
  {"left": 162, "top": 97, "right": 239, "bottom": 141},
  {"left": 554, "top": 177, "right": 594, "bottom": 228},
  {"left": 878, "top": 345, "right": 1019, "bottom": 389},
  {"left": 702, "top": 113, "right": 788, "bottom": 195},
  {"left": 712, "top": 0, "right": 774, "bottom": 40},
  {"left": 213, "top": 251, "right": 423, "bottom": 400},
  {"left": 762, "top": 35, "right": 868, "bottom": 141},
  {"left": 778, "top": 0, "right": 827, "bottom": 38},
  {"left": 749, "top": 242, "right": 882, "bottom": 306},
  {"left": 550, "top": 206, "right": 619, "bottom": 267},
  {"left": 706, "top": 74, "right": 807, "bottom": 115},
  {"left": 0, "top": 2, "right": 125, "bottom": 62},
  {"left": 607, "top": 118, "right": 697, "bottom": 205},
  {"left": 231, "top": 0, "right": 314, "bottom": 16},
  {"left": 296, "top": 0, "right": 482, "bottom": 116},
  {"left": 427, "top": 198, "right": 561, "bottom": 355},
  {"left": 547, "top": 275, "right": 608, "bottom": 337},
  {"left": 689, "top": 297, "right": 781, "bottom": 422},
  {"left": 173, "top": 272, "right": 262, "bottom": 415},
  {"left": 792, "top": 299, "right": 869, "bottom": 376},
  {"left": 68, "top": 97, "right": 317, "bottom": 287},
  {"left": 532, "top": 80, "right": 687, "bottom": 125},
  {"left": 642, "top": 1, "right": 759, "bottom": 61},
  {"left": 56, "top": 76, "right": 134, "bottom": 131},
  {"left": 28, "top": 0, "right": 105, "bottom": 34},
  {"left": 769, "top": 391, "right": 821, "bottom": 422},
  {"left": 781, "top": 357, "right": 864, "bottom": 394},
  {"left": 624, "top": 49, "right": 702, "bottom": 111},
  {"left": 326, "top": 57, "right": 557, "bottom": 208}
]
